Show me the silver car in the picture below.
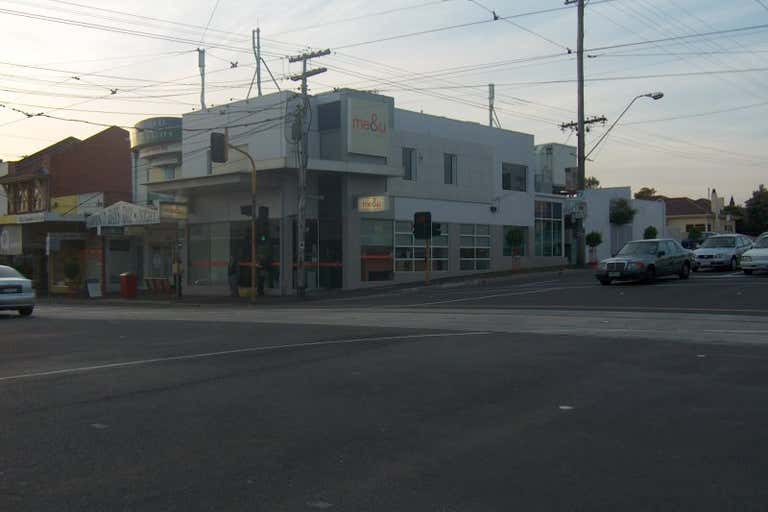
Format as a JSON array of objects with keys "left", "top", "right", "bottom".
[
  {"left": 0, "top": 265, "right": 36, "bottom": 316},
  {"left": 693, "top": 234, "right": 753, "bottom": 271}
]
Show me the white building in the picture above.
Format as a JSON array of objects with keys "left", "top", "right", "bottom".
[
  {"left": 146, "top": 89, "right": 568, "bottom": 295},
  {"left": 582, "top": 186, "right": 667, "bottom": 262}
]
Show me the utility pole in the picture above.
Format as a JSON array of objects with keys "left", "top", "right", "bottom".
[
  {"left": 255, "top": 28, "right": 262, "bottom": 96},
  {"left": 488, "top": 83, "right": 495, "bottom": 127},
  {"left": 288, "top": 48, "right": 330, "bottom": 297},
  {"left": 197, "top": 48, "right": 206, "bottom": 111}
]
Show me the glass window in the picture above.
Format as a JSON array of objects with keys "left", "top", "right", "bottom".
[
  {"left": 402, "top": 147, "right": 415, "bottom": 181},
  {"left": 444, "top": 153, "right": 457, "bottom": 185},
  {"left": 361, "top": 219, "right": 393, "bottom": 281},
  {"left": 504, "top": 226, "right": 528, "bottom": 256},
  {"left": 502, "top": 163, "right": 527, "bottom": 192},
  {"left": 534, "top": 201, "right": 563, "bottom": 257},
  {"left": 395, "top": 220, "right": 449, "bottom": 272},
  {"left": 459, "top": 224, "right": 491, "bottom": 271}
]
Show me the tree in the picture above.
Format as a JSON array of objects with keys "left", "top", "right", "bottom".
[
  {"left": 723, "top": 203, "right": 746, "bottom": 234},
  {"left": 643, "top": 225, "right": 658, "bottom": 239},
  {"left": 585, "top": 231, "right": 603, "bottom": 264},
  {"left": 634, "top": 187, "right": 657, "bottom": 200},
  {"left": 745, "top": 184, "right": 768, "bottom": 235},
  {"left": 688, "top": 226, "right": 703, "bottom": 241},
  {"left": 609, "top": 198, "right": 637, "bottom": 225},
  {"left": 585, "top": 176, "right": 600, "bottom": 189}
]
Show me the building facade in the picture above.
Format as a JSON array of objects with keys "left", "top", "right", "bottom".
[
  {"left": 663, "top": 189, "right": 735, "bottom": 240},
  {"left": 146, "top": 90, "right": 567, "bottom": 295}
]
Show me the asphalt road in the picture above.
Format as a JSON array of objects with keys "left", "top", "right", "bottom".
[{"left": 2, "top": 270, "right": 767, "bottom": 511}]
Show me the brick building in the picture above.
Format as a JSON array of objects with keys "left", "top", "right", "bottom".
[{"left": 0, "top": 126, "right": 131, "bottom": 293}]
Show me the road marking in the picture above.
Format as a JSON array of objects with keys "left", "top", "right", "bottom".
[
  {"left": 0, "top": 331, "right": 491, "bottom": 384},
  {"left": 407, "top": 287, "right": 569, "bottom": 306}
]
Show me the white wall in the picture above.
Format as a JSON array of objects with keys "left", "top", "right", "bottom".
[
  {"left": 534, "top": 143, "right": 576, "bottom": 192},
  {"left": 583, "top": 187, "right": 668, "bottom": 261},
  {"left": 631, "top": 199, "right": 666, "bottom": 241},
  {"left": 182, "top": 92, "right": 296, "bottom": 179},
  {"left": 391, "top": 109, "right": 535, "bottom": 229}
]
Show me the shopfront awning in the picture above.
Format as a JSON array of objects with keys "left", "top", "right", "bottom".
[
  {"left": 86, "top": 201, "right": 160, "bottom": 228},
  {"left": 145, "top": 172, "right": 250, "bottom": 193},
  {"left": 0, "top": 211, "right": 85, "bottom": 225}
]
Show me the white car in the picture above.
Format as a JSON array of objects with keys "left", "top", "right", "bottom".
[
  {"left": 741, "top": 236, "right": 768, "bottom": 275},
  {"left": 0, "top": 265, "right": 35, "bottom": 316},
  {"left": 693, "top": 234, "right": 753, "bottom": 271}
]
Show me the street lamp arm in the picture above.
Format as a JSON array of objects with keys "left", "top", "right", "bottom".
[{"left": 585, "top": 94, "right": 642, "bottom": 159}]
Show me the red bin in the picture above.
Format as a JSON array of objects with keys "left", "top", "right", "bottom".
[{"left": 119, "top": 272, "right": 137, "bottom": 299}]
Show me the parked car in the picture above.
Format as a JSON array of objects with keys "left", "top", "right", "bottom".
[
  {"left": 595, "top": 239, "right": 693, "bottom": 285},
  {"left": 0, "top": 265, "right": 35, "bottom": 316},
  {"left": 692, "top": 234, "right": 753, "bottom": 271},
  {"left": 741, "top": 235, "right": 768, "bottom": 275}
]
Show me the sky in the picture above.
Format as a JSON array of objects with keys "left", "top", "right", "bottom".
[{"left": 0, "top": 0, "right": 766, "bottom": 203}]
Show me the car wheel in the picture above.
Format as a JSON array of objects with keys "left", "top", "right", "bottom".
[
  {"left": 744, "top": 269, "right": 753, "bottom": 275},
  {"left": 18, "top": 307, "right": 33, "bottom": 317},
  {"left": 599, "top": 278, "right": 612, "bottom": 286},
  {"left": 679, "top": 262, "right": 690, "bottom": 280},
  {"left": 730, "top": 257, "right": 738, "bottom": 271},
  {"left": 644, "top": 267, "right": 656, "bottom": 283}
]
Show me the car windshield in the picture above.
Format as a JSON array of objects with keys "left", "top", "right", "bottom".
[
  {"left": 618, "top": 241, "right": 658, "bottom": 256},
  {"left": 701, "top": 237, "right": 736, "bottom": 248},
  {"left": 753, "top": 237, "right": 768, "bottom": 249},
  {"left": 0, "top": 266, "right": 23, "bottom": 278}
]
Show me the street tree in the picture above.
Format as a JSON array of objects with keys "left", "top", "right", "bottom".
[
  {"left": 745, "top": 184, "right": 768, "bottom": 235},
  {"left": 585, "top": 176, "right": 600, "bottom": 189},
  {"left": 610, "top": 198, "right": 636, "bottom": 225},
  {"left": 643, "top": 225, "right": 658, "bottom": 239},
  {"left": 585, "top": 231, "right": 603, "bottom": 264},
  {"left": 634, "top": 187, "right": 657, "bottom": 199}
]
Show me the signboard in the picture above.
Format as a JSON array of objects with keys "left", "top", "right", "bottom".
[
  {"left": 357, "top": 195, "right": 390, "bottom": 213},
  {"left": 97, "top": 226, "right": 125, "bottom": 237},
  {"left": 16, "top": 212, "right": 46, "bottom": 224},
  {"left": 347, "top": 98, "right": 390, "bottom": 157},
  {"left": 87, "top": 201, "right": 160, "bottom": 228},
  {"left": 160, "top": 203, "right": 188, "bottom": 220},
  {"left": 131, "top": 117, "right": 182, "bottom": 150},
  {"left": 0, "top": 225, "right": 22, "bottom": 255}
]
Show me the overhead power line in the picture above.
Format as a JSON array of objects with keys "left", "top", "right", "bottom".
[
  {"left": 755, "top": 0, "right": 768, "bottom": 12},
  {"left": 200, "top": 0, "right": 221, "bottom": 43},
  {"left": 622, "top": 100, "right": 768, "bottom": 125},
  {"left": 467, "top": 0, "right": 571, "bottom": 51},
  {"left": 589, "top": 22, "right": 768, "bottom": 52}
]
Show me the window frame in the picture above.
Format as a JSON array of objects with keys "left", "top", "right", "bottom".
[
  {"left": 394, "top": 220, "right": 449, "bottom": 272},
  {"left": 502, "top": 162, "right": 528, "bottom": 192},
  {"left": 402, "top": 147, "right": 416, "bottom": 181},
  {"left": 459, "top": 223, "right": 491, "bottom": 271},
  {"left": 443, "top": 153, "right": 457, "bottom": 185}
]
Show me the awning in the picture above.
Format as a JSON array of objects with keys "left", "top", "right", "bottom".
[
  {"left": 86, "top": 201, "right": 160, "bottom": 228},
  {"left": 0, "top": 212, "right": 85, "bottom": 225},
  {"left": 145, "top": 171, "right": 250, "bottom": 193}
]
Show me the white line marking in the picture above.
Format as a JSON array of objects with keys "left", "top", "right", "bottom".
[
  {"left": 0, "top": 331, "right": 491, "bottom": 383},
  {"left": 411, "top": 287, "right": 568, "bottom": 306}
]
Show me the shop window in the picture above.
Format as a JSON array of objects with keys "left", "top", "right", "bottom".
[
  {"left": 402, "top": 147, "right": 416, "bottom": 181},
  {"left": 459, "top": 224, "right": 491, "bottom": 270},
  {"left": 502, "top": 163, "right": 527, "bottom": 192},
  {"left": 504, "top": 226, "right": 528, "bottom": 256},
  {"left": 444, "top": 153, "right": 457, "bottom": 185},
  {"left": 534, "top": 201, "right": 563, "bottom": 257},
  {"left": 361, "top": 219, "right": 393, "bottom": 281},
  {"left": 395, "top": 221, "right": 449, "bottom": 272}
]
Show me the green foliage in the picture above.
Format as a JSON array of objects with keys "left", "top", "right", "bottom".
[
  {"left": 609, "top": 198, "right": 637, "bottom": 225},
  {"left": 643, "top": 225, "right": 658, "bottom": 239},
  {"left": 745, "top": 184, "right": 768, "bottom": 235},
  {"left": 585, "top": 176, "right": 600, "bottom": 189},
  {"left": 634, "top": 187, "right": 657, "bottom": 200},
  {"left": 688, "top": 226, "right": 703, "bottom": 241},
  {"left": 585, "top": 231, "right": 603, "bottom": 248}
]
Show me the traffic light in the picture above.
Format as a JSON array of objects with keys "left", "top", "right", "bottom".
[
  {"left": 413, "top": 211, "right": 431, "bottom": 240},
  {"left": 210, "top": 132, "right": 228, "bottom": 163},
  {"left": 257, "top": 206, "right": 269, "bottom": 243}
]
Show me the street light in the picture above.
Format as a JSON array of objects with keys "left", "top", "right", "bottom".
[{"left": 586, "top": 91, "right": 664, "bottom": 158}]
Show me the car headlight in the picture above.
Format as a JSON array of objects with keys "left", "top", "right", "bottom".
[
  {"left": 715, "top": 253, "right": 729, "bottom": 259},
  {"left": 628, "top": 261, "right": 645, "bottom": 270},
  {"left": 741, "top": 255, "right": 752, "bottom": 262},
  {"left": 599, "top": 261, "right": 608, "bottom": 270}
]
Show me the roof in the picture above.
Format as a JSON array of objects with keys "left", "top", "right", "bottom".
[{"left": 663, "top": 197, "right": 711, "bottom": 216}]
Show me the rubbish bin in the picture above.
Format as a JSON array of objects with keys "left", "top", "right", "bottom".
[{"left": 119, "top": 272, "right": 137, "bottom": 299}]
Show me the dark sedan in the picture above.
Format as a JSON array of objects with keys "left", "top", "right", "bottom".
[{"left": 595, "top": 239, "right": 693, "bottom": 285}]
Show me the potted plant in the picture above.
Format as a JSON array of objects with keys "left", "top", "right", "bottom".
[
  {"left": 505, "top": 227, "right": 525, "bottom": 257},
  {"left": 609, "top": 198, "right": 636, "bottom": 226},
  {"left": 643, "top": 225, "right": 658, "bottom": 239},
  {"left": 585, "top": 231, "right": 603, "bottom": 267}
]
